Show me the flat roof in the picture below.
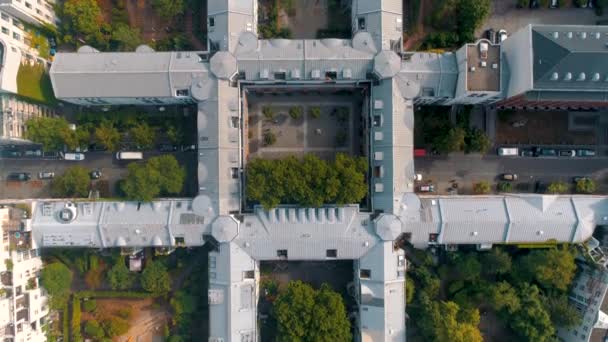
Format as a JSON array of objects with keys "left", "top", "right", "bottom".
[{"left": 466, "top": 42, "right": 500, "bottom": 92}]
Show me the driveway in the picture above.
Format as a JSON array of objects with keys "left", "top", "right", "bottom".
[
  {"left": 0, "top": 151, "right": 196, "bottom": 199},
  {"left": 415, "top": 153, "right": 608, "bottom": 195},
  {"left": 478, "top": 1, "right": 608, "bottom": 36}
]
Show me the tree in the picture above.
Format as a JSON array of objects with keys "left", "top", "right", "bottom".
[
  {"left": 121, "top": 163, "right": 160, "bottom": 201},
  {"left": 51, "top": 166, "right": 90, "bottom": 198},
  {"left": 147, "top": 155, "right": 186, "bottom": 195},
  {"left": 102, "top": 316, "right": 129, "bottom": 338},
  {"left": 107, "top": 259, "right": 135, "bottom": 290},
  {"left": 481, "top": 248, "right": 512, "bottom": 277},
  {"left": 576, "top": 178, "right": 596, "bottom": 194},
  {"left": 111, "top": 23, "right": 142, "bottom": 51},
  {"left": 543, "top": 294, "right": 582, "bottom": 328},
  {"left": 488, "top": 281, "right": 520, "bottom": 313},
  {"left": 437, "top": 301, "right": 483, "bottom": 342},
  {"left": 24, "top": 117, "right": 72, "bottom": 151},
  {"left": 466, "top": 128, "right": 492, "bottom": 153},
  {"left": 332, "top": 153, "right": 368, "bottom": 205},
  {"left": 151, "top": 0, "right": 184, "bottom": 19},
  {"left": 274, "top": 281, "right": 351, "bottom": 341},
  {"left": 473, "top": 181, "right": 491, "bottom": 194},
  {"left": 309, "top": 106, "right": 321, "bottom": 119},
  {"left": 406, "top": 276, "right": 415, "bottom": 304},
  {"left": 166, "top": 125, "right": 184, "bottom": 145},
  {"left": 289, "top": 106, "right": 303, "bottom": 120},
  {"left": 41, "top": 262, "right": 73, "bottom": 309},
  {"left": 63, "top": 0, "right": 104, "bottom": 40},
  {"left": 141, "top": 260, "right": 170, "bottom": 295},
  {"left": 263, "top": 130, "right": 276, "bottom": 146},
  {"left": 510, "top": 284, "right": 555, "bottom": 342},
  {"left": 517, "top": 247, "right": 577, "bottom": 291},
  {"left": 434, "top": 127, "right": 466, "bottom": 153},
  {"left": 546, "top": 181, "right": 568, "bottom": 194},
  {"left": 84, "top": 320, "right": 105, "bottom": 340},
  {"left": 130, "top": 122, "right": 155, "bottom": 150},
  {"left": 497, "top": 182, "right": 512, "bottom": 193},
  {"left": 456, "top": 0, "right": 491, "bottom": 42},
  {"left": 95, "top": 121, "right": 120, "bottom": 151},
  {"left": 453, "top": 253, "right": 481, "bottom": 282}
]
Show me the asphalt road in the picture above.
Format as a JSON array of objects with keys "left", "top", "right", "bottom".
[
  {"left": 415, "top": 153, "right": 608, "bottom": 194},
  {"left": 0, "top": 151, "right": 197, "bottom": 199}
]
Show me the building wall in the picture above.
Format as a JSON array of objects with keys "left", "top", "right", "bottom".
[
  {"left": 0, "top": 93, "right": 56, "bottom": 141},
  {"left": 0, "top": 0, "right": 56, "bottom": 26},
  {"left": 497, "top": 93, "right": 608, "bottom": 110}
]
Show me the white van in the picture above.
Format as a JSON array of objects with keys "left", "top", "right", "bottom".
[
  {"left": 116, "top": 152, "right": 143, "bottom": 160},
  {"left": 498, "top": 147, "right": 518, "bottom": 156},
  {"left": 62, "top": 152, "right": 85, "bottom": 161}
]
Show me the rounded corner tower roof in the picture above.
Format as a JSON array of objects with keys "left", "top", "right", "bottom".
[
  {"left": 375, "top": 214, "right": 403, "bottom": 241},
  {"left": 211, "top": 216, "right": 239, "bottom": 243},
  {"left": 210, "top": 51, "right": 237, "bottom": 80},
  {"left": 374, "top": 50, "right": 401, "bottom": 79}
]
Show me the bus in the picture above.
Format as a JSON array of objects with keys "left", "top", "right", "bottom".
[{"left": 115, "top": 152, "right": 143, "bottom": 160}]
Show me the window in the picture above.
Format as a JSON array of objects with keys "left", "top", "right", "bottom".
[
  {"left": 238, "top": 70, "right": 246, "bottom": 79},
  {"left": 243, "top": 270, "right": 254, "bottom": 279},
  {"left": 274, "top": 71, "right": 286, "bottom": 80},
  {"left": 326, "top": 249, "right": 337, "bottom": 258},
  {"left": 13, "top": 32, "right": 20, "bottom": 40},
  {"left": 175, "top": 89, "right": 189, "bottom": 97},
  {"left": 230, "top": 167, "right": 239, "bottom": 179},
  {"left": 1, "top": 27, "right": 8, "bottom": 35},
  {"left": 358, "top": 17, "right": 365, "bottom": 30},
  {"left": 174, "top": 237, "right": 185, "bottom": 245},
  {"left": 36, "top": 9, "right": 41, "bottom": 15},
  {"left": 429, "top": 233, "right": 439, "bottom": 243},
  {"left": 373, "top": 114, "right": 382, "bottom": 127},
  {"left": 360, "top": 269, "right": 371, "bottom": 279},
  {"left": 277, "top": 250, "right": 288, "bottom": 259},
  {"left": 230, "top": 116, "right": 239, "bottom": 128},
  {"left": 325, "top": 71, "right": 337, "bottom": 80},
  {"left": 209, "top": 17, "right": 215, "bottom": 27},
  {"left": 209, "top": 256, "right": 216, "bottom": 268},
  {"left": 1, "top": 13, "right": 8, "bottom": 21},
  {"left": 374, "top": 165, "right": 382, "bottom": 178},
  {"left": 25, "top": 2, "right": 32, "bottom": 9}
]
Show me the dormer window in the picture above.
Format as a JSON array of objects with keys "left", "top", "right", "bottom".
[
  {"left": 209, "top": 17, "right": 215, "bottom": 27},
  {"left": 175, "top": 89, "right": 189, "bottom": 97}
]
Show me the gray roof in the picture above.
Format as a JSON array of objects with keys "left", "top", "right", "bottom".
[
  {"left": 398, "top": 52, "right": 458, "bottom": 98},
  {"left": 50, "top": 51, "right": 209, "bottom": 100}
]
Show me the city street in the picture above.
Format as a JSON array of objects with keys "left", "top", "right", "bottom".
[
  {"left": 0, "top": 151, "right": 197, "bottom": 199},
  {"left": 415, "top": 153, "right": 608, "bottom": 195}
]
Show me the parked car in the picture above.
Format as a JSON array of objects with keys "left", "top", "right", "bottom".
[
  {"left": 573, "top": 176, "right": 590, "bottom": 183},
  {"left": 181, "top": 144, "right": 197, "bottom": 152},
  {"left": 501, "top": 173, "right": 518, "bottom": 181},
  {"left": 38, "top": 172, "right": 55, "bottom": 179},
  {"left": 498, "top": 147, "right": 519, "bottom": 156},
  {"left": 538, "top": 148, "right": 557, "bottom": 157},
  {"left": 534, "top": 181, "right": 547, "bottom": 193},
  {"left": 559, "top": 150, "right": 576, "bottom": 157},
  {"left": 61, "top": 152, "right": 85, "bottom": 161},
  {"left": 520, "top": 149, "right": 534, "bottom": 157},
  {"left": 7, "top": 172, "right": 31, "bottom": 181},
  {"left": 158, "top": 144, "right": 178, "bottom": 152},
  {"left": 90, "top": 170, "right": 102, "bottom": 179},
  {"left": 577, "top": 149, "right": 596, "bottom": 157},
  {"left": 498, "top": 29, "right": 507, "bottom": 43},
  {"left": 88, "top": 143, "right": 107, "bottom": 152},
  {"left": 418, "top": 184, "right": 435, "bottom": 192},
  {"left": 7, "top": 150, "right": 22, "bottom": 157}
]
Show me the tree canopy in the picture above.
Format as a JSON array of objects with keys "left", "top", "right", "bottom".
[
  {"left": 456, "top": 0, "right": 491, "bottom": 42},
  {"left": 111, "top": 23, "right": 142, "bottom": 51},
  {"left": 274, "top": 281, "right": 351, "bottom": 341},
  {"left": 517, "top": 247, "right": 577, "bottom": 291},
  {"left": 130, "top": 122, "right": 156, "bottom": 150},
  {"left": 246, "top": 153, "right": 367, "bottom": 209},
  {"left": 151, "top": 0, "right": 185, "bottom": 19},
  {"left": 25, "top": 117, "right": 80, "bottom": 151},
  {"left": 546, "top": 181, "right": 568, "bottom": 194},
  {"left": 510, "top": 284, "right": 555, "bottom": 342},
  {"left": 62, "top": 0, "right": 105, "bottom": 43},
  {"left": 107, "top": 259, "right": 135, "bottom": 290},
  {"left": 94, "top": 121, "right": 121, "bottom": 151},
  {"left": 121, "top": 155, "right": 185, "bottom": 201},
  {"left": 51, "top": 166, "right": 90, "bottom": 198},
  {"left": 141, "top": 260, "right": 171, "bottom": 295},
  {"left": 576, "top": 178, "right": 596, "bottom": 194},
  {"left": 41, "top": 262, "right": 73, "bottom": 309}
]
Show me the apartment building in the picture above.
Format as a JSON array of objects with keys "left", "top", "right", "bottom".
[
  {"left": 0, "top": 206, "right": 49, "bottom": 342},
  {"left": 0, "top": 0, "right": 56, "bottom": 26}
]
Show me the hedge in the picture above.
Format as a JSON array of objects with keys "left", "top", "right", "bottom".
[
  {"left": 62, "top": 304, "right": 69, "bottom": 342},
  {"left": 75, "top": 291, "right": 155, "bottom": 299},
  {"left": 71, "top": 297, "right": 82, "bottom": 342}
]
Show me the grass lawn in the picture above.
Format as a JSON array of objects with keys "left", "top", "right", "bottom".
[{"left": 16, "top": 62, "right": 56, "bottom": 105}]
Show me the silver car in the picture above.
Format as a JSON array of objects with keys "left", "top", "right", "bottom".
[{"left": 38, "top": 172, "right": 55, "bottom": 179}]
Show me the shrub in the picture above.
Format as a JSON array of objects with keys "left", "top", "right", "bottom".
[
  {"left": 547, "top": 181, "right": 568, "bottom": 194},
  {"left": 82, "top": 299, "right": 97, "bottom": 313},
  {"left": 102, "top": 316, "right": 129, "bottom": 338},
  {"left": 309, "top": 107, "right": 321, "bottom": 119},
  {"left": 140, "top": 261, "right": 171, "bottom": 295},
  {"left": 116, "top": 307, "right": 133, "bottom": 320},
  {"left": 575, "top": 178, "right": 596, "bottom": 194},
  {"left": 84, "top": 320, "right": 105, "bottom": 340},
  {"left": 289, "top": 106, "right": 303, "bottom": 120},
  {"left": 262, "top": 106, "right": 274, "bottom": 120},
  {"left": 89, "top": 255, "right": 99, "bottom": 271},
  {"left": 71, "top": 297, "right": 82, "bottom": 341},
  {"left": 473, "top": 181, "right": 491, "bottom": 194},
  {"left": 263, "top": 130, "right": 277, "bottom": 146},
  {"left": 497, "top": 182, "right": 512, "bottom": 193},
  {"left": 4, "top": 259, "right": 13, "bottom": 271}
]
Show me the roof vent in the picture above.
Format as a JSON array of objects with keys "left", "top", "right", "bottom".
[
  {"left": 592, "top": 73, "right": 600, "bottom": 81},
  {"left": 550, "top": 72, "right": 559, "bottom": 81},
  {"left": 577, "top": 72, "right": 586, "bottom": 81},
  {"left": 567, "top": 32, "right": 573, "bottom": 39},
  {"left": 564, "top": 72, "right": 572, "bottom": 81},
  {"left": 552, "top": 32, "right": 559, "bottom": 39},
  {"left": 581, "top": 32, "right": 587, "bottom": 39},
  {"left": 595, "top": 32, "right": 601, "bottom": 39}
]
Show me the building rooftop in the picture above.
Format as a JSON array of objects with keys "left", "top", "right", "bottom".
[{"left": 466, "top": 41, "right": 501, "bottom": 92}]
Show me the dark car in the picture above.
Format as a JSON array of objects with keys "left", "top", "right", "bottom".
[
  {"left": 539, "top": 148, "right": 557, "bottom": 157},
  {"left": 486, "top": 29, "right": 496, "bottom": 42},
  {"left": 530, "top": 0, "right": 539, "bottom": 8},
  {"left": 158, "top": 144, "right": 178, "bottom": 152},
  {"left": 181, "top": 144, "right": 197, "bottom": 152},
  {"left": 559, "top": 150, "right": 576, "bottom": 157},
  {"left": 7, "top": 172, "right": 31, "bottom": 181},
  {"left": 520, "top": 149, "right": 534, "bottom": 157},
  {"left": 88, "top": 143, "right": 107, "bottom": 152},
  {"left": 577, "top": 149, "right": 596, "bottom": 157},
  {"left": 534, "top": 181, "right": 547, "bottom": 194}
]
